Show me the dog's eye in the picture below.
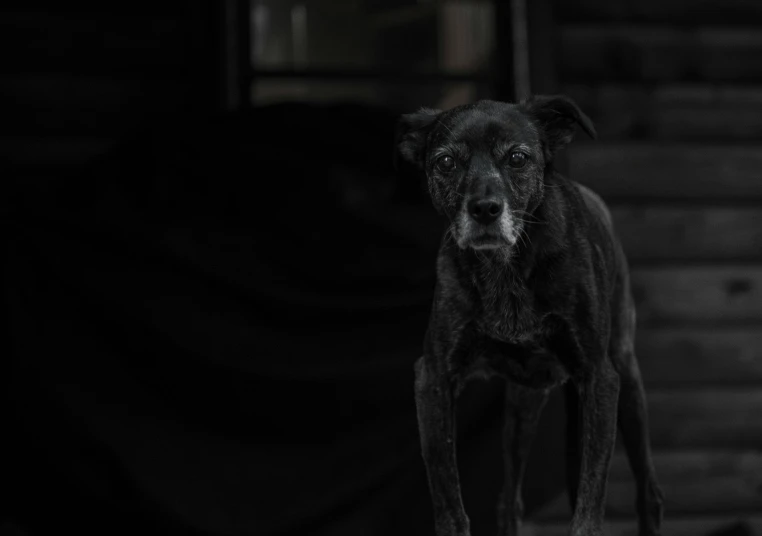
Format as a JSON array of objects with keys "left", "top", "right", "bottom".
[
  {"left": 435, "top": 155, "right": 456, "bottom": 173},
  {"left": 508, "top": 151, "right": 528, "bottom": 168}
]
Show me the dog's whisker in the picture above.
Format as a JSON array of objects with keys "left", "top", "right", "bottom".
[
  {"left": 513, "top": 209, "right": 540, "bottom": 219},
  {"left": 436, "top": 118, "right": 456, "bottom": 138},
  {"left": 513, "top": 210, "right": 546, "bottom": 224},
  {"left": 513, "top": 217, "right": 546, "bottom": 227},
  {"left": 522, "top": 230, "right": 532, "bottom": 249},
  {"left": 515, "top": 228, "right": 525, "bottom": 246}
]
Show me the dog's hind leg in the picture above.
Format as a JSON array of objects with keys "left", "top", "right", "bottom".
[
  {"left": 415, "top": 355, "right": 471, "bottom": 536},
  {"left": 615, "top": 350, "right": 664, "bottom": 536},
  {"left": 611, "top": 285, "right": 664, "bottom": 536},
  {"left": 564, "top": 381, "right": 581, "bottom": 512},
  {"left": 569, "top": 358, "right": 620, "bottom": 536},
  {"left": 497, "top": 385, "right": 548, "bottom": 536}
]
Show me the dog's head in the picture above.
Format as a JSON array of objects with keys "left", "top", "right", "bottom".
[{"left": 395, "top": 96, "right": 595, "bottom": 253}]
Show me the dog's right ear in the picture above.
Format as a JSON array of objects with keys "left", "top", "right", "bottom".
[
  {"left": 394, "top": 107, "right": 441, "bottom": 170},
  {"left": 523, "top": 95, "right": 596, "bottom": 159}
]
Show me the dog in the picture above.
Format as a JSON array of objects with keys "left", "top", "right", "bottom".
[{"left": 396, "top": 96, "right": 664, "bottom": 536}]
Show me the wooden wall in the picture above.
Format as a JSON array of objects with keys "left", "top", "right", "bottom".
[
  {"left": 0, "top": 3, "right": 221, "bottom": 194},
  {"left": 529, "top": 0, "right": 762, "bottom": 533}
]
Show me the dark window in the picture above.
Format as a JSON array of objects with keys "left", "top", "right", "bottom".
[{"left": 224, "top": 0, "right": 518, "bottom": 112}]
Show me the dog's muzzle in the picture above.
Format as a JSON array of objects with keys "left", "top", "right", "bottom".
[{"left": 456, "top": 196, "right": 517, "bottom": 250}]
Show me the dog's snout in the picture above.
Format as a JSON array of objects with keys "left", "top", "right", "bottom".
[{"left": 468, "top": 197, "right": 503, "bottom": 225}]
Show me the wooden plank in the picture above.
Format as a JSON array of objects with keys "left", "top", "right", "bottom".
[
  {"left": 0, "top": 75, "right": 189, "bottom": 136},
  {"left": 1, "top": 3, "right": 191, "bottom": 17},
  {"left": 647, "top": 389, "right": 762, "bottom": 448},
  {"left": 564, "top": 84, "right": 762, "bottom": 141},
  {"left": 527, "top": 0, "right": 559, "bottom": 96},
  {"left": 556, "top": 0, "right": 762, "bottom": 24},
  {"left": 569, "top": 144, "right": 762, "bottom": 201},
  {"left": 0, "top": 137, "right": 115, "bottom": 176},
  {"left": 636, "top": 328, "right": 762, "bottom": 386},
  {"left": 525, "top": 515, "right": 762, "bottom": 536},
  {"left": 630, "top": 266, "right": 762, "bottom": 325},
  {"left": 560, "top": 25, "right": 762, "bottom": 83},
  {"left": 0, "top": 12, "right": 192, "bottom": 75},
  {"left": 533, "top": 450, "right": 762, "bottom": 519},
  {"left": 610, "top": 206, "right": 762, "bottom": 262}
]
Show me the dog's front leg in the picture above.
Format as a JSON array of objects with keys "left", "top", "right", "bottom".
[
  {"left": 498, "top": 385, "right": 549, "bottom": 536},
  {"left": 569, "top": 360, "right": 620, "bottom": 536},
  {"left": 415, "top": 352, "right": 470, "bottom": 536}
]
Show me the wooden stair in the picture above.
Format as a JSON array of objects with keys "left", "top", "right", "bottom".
[
  {"left": 527, "top": 0, "right": 762, "bottom": 533},
  {"left": 525, "top": 516, "right": 762, "bottom": 536}
]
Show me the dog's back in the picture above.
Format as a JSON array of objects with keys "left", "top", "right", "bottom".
[{"left": 575, "top": 182, "right": 613, "bottom": 232}]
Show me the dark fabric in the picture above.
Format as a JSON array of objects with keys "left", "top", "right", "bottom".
[{"left": 3, "top": 102, "right": 565, "bottom": 536}]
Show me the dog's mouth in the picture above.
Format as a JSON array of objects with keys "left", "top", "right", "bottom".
[
  {"left": 455, "top": 209, "right": 519, "bottom": 251},
  {"left": 468, "top": 233, "right": 514, "bottom": 250},
  {"left": 455, "top": 225, "right": 518, "bottom": 251}
]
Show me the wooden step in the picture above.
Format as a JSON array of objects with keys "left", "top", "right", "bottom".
[
  {"left": 564, "top": 84, "right": 762, "bottom": 141},
  {"left": 1, "top": 137, "right": 115, "bottom": 178},
  {"left": 610, "top": 205, "right": 762, "bottom": 263},
  {"left": 647, "top": 388, "right": 762, "bottom": 448},
  {"left": 560, "top": 25, "right": 762, "bottom": 83},
  {"left": 1, "top": 136, "right": 115, "bottom": 173},
  {"left": 0, "top": 11, "right": 192, "bottom": 76},
  {"left": 525, "top": 515, "right": 762, "bottom": 536},
  {"left": 556, "top": 0, "right": 762, "bottom": 25},
  {"left": 630, "top": 266, "right": 762, "bottom": 325},
  {"left": 0, "top": 75, "right": 188, "bottom": 136},
  {"left": 532, "top": 450, "right": 762, "bottom": 519},
  {"left": 636, "top": 328, "right": 762, "bottom": 386},
  {"left": 568, "top": 143, "right": 762, "bottom": 201}
]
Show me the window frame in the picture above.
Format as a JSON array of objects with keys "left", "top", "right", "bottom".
[{"left": 221, "top": 0, "right": 534, "bottom": 110}]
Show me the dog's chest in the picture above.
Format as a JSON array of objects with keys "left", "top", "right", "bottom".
[
  {"left": 470, "top": 267, "right": 542, "bottom": 343},
  {"left": 467, "top": 269, "right": 568, "bottom": 388}
]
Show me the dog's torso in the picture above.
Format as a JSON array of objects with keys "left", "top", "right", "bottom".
[{"left": 431, "top": 176, "right": 623, "bottom": 390}]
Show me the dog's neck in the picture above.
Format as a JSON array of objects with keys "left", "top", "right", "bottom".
[
  {"left": 457, "top": 243, "right": 529, "bottom": 276},
  {"left": 449, "top": 229, "right": 542, "bottom": 341},
  {"left": 455, "top": 238, "right": 538, "bottom": 295}
]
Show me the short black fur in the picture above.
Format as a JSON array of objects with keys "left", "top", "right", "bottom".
[{"left": 398, "top": 96, "right": 664, "bottom": 536}]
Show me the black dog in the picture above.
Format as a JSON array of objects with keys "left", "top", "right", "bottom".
[{"left": 396, "top": 96, "right": 664, "bottom": 536}]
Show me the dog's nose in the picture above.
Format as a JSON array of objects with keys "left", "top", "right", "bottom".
[{"left": 468, "top": 198, "right": 503, "bottom": 225}]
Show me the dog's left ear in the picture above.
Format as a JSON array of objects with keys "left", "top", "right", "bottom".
[
  {"left": 523, "top": 95, "right": 596, "bottom": 158},
  {"left": 394, "top": 107, "right": 441, "bottom": 170}
]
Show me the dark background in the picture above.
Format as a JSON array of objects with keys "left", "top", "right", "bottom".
[{"left": 2, "top": 1, "right": 762, "bottom": 535}]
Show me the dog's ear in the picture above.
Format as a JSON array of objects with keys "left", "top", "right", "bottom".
[
  {"left": 523, "top": 95, "right": 596, "bottom": 158},
  {"left": 394, "top": 107, "right": 441, "bottom": 169}
]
